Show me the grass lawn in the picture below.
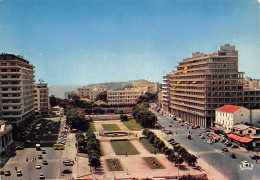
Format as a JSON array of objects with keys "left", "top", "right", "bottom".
[
  {"left": 106, "top": 158, "right": 124, "bottom": 171},
  {"left": 102, "top": 124, "right": 120, "bottom": 131},
  {"left": 140, "top": 138, "right": 162, "bottom": 154},
  {"left": 90, "top": 122, "right": 96, "bottom": 132},
  {"left": 143, "top": 157, "right": 165, "bottom": 169},
  {"left": 122, "top": 119, "right": 143, "bottom": 130},
  {"left": 110, "top": 140, "right": 139, "bottom": 155}
]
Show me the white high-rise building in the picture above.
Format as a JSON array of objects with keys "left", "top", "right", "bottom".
[{"left": 0, "top": 54, "right": 35, "bottom": 129}]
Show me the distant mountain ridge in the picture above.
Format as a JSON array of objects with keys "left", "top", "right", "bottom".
[{"left": 49, "top": 79, "right": 151, "bottom": 99}]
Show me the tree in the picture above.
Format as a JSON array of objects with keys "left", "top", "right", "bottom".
[
  {"left": 120, "top": 114, "right": 128, "bottom": 121},
  {"left": 66, "top": 108, "right": 88, "bottom": 131},
  {"left": 95, "top": 91, "right": 107, "bottom": 102},
  {"left": 49, "top": 95, "right": 62, "bottom": 107}
]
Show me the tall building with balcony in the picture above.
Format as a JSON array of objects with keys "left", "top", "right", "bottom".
[
  {"left": 169, "top": 45, "right": 245, "bottom": 128},
  {"left": 162, "top": 72, "right": 174, "bottom": 112},
  {"left": 0, "top": 54, "right": 35, "bottom": 130},
  {"left": 34, "top": 83, "right": 50, "bottom": 115}
]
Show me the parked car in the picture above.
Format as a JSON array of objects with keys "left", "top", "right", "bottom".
[
  {"left": 222, "top": 148, "right": 229, "bottom": 152},
  {"left": 250, "top": 155, "right": 260, "bottom": 160},
  {"left": 231, "top": 144, "right": 238, "bottom": 148},
  {"left": 4, "top": 170, "right": 11, "bottom": 176},
  {"left": 15, "top": 145, "right": 24, "bottom": 150},
  {"left": 200, "top": 136, "right": 205, "bottom": 139},
  {"left": 39, "top": 173, "right": 45, "bottom": 179},
  {"left": 168, "top": 130, "right": 173, "bottom": 134},
  {"left": 168, "top": 124, "right": 172, "bottom": 127},
  {"left": 199, "top": 133, "right": 202, "bottom": 136},
  {"left": 207, "top": 140, "right": 212, "bottom": 144},
  {"left": 230, "top": 154, "right": 237, "bottom": 159},
  {"left": 192, "top": 126, "right": 197, "bottom": 129},
  {"left": 42, "top": 149, "right": 46, "bottom": 154},
  {"left": 38, "top": 155, "right": 43, "bottom": 159},
  {"left": 62, "top": 169, "right": 72, "bottom": 174},
  {"left": 168, "top": 138, "right": 175, "bottom": 142},
  {"left": 42, "top": 160, "right": 48, "bottom": 165},
  {"left": 17, "top": 170, "right": 22, "bottom": 176},
  {"left": 36, "top": 164, "right": 42, "bottom": 169},
  {"left": 180, "top": 123, "right": 184, "bottom": 126}
]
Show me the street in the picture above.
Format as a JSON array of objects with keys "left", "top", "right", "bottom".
[
  {"left": 154, "top": 110, "right": 260, "bottom": 180},
  {"left": 0, "top": 116, "right": 77, "bottom": 180}
]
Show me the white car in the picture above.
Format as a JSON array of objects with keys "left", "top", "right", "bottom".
[
  {"left": 240, "top": 161, "right": 254, "bottom": 170},
  {"left": 36, "top": 164, "right": 41, "bottom": 169},
  {"left": 207, "top": 140, "right": 213, "bottom": 144}
]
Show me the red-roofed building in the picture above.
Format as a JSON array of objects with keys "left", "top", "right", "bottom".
[{"left": 215, "top": 105, "right": 250, "bottom": 131}]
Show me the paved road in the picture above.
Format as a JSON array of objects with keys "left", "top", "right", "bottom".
[
  {"left": 0, "top": 116, "right": 75, "bottom": 180},
  {"left": 154, "top": 110, "right": 260, "bottom": 180}
]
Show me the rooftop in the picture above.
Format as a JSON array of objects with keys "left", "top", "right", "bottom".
[{"left": 216, "top": 105, "right": 243, "bottom": 113}]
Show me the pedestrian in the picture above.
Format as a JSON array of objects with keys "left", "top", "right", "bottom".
[
  {"left": 125, "top": 152, "right": 128, "bottom": 156},
  {"left": 75, "top": 157, "right": 76, "bottom": 161},
  {"left": 26, "top": 157, "right": 28, "bottom": 162},
  {"left": 15, "top": 166, "right": 17, "bottom": 171}
]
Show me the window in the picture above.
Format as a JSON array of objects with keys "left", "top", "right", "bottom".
[{"left": 248, "top": 130, "right": 252, "bottom": 134}]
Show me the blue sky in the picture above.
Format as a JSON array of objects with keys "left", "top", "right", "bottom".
[{"left": 0, "top": 0, "right": 259, "bottom": 86}]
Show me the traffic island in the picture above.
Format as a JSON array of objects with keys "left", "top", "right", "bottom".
[
  {"left": 106, "top": 158, "right": 124, "bottom": 171},
  {"left": 143, "top": 157, "right": 165, "bottom": 169}
]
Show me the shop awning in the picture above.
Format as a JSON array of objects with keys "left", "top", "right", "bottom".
[
  {"left": 228, "top": 134, "right": 253, "bottom": 143},
  {"left": 177, "top": 81, "right": 181, "bottom": 84},
  {"left": 192, "top": 81, "right": 197, "bottom": 84},
  {"left": 186, "top": 81, "right": 190, "bottom": 84}
]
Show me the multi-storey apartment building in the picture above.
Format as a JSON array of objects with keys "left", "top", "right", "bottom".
[
  {"left": 169, "top": 45, "right": 245, "bottom": 128},
  {"left": 0, "top": 54, "right": 35, "bottom": 129},
  {"left": 162, "top": 72, "right": 174, "bottom": 112},
  {"left": 34, "top": 83, "right": 50, "bottom": 115},
  {"left": 131, "top": 80, "right": 159, "bottom": 94},
  {"left": 90, "top": 85, "right": 106, "bottom": 101},
  {"left": 107, "top": 88, "right": 145, "bottom": 106},
  {"left": 76, "top": 87, "right": 90, "bottom": 98}
]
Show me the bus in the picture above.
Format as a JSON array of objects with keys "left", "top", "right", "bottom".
[{"left": 54, "top": 144, "right": 65, "bottom": 150}]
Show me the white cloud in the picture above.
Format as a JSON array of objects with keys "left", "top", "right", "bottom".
[{"left": 39, "top": 52, "right": 42, "bottom": 56}]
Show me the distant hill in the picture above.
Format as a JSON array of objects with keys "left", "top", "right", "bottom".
[
  {"left": 49, "top": 79, "right": 155, "bottom": 99},
  {"left": 49, "top": 85, "right": 82, "bottom": 99}
]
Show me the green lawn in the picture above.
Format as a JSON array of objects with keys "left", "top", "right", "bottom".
[
  {"left": 143, "top": 157, "right": 164, "bottom": 169},
  {"left": 102, "top": 124, "right": 120, "bottom": 131},
  {"left": 122, "top": 119, "right": 143, "bottom": 130},
  {"left": 106, "top": 159, "right": 124, "bottom": 171},
  {"left": 90, "top": 122, "right": 96, "bottom": 132},
  {"left": 110, "top": 140, "right": 139, "bottom": 155},
  {"left": 140, "top": 138, "right": 162, "bottom": 154}
]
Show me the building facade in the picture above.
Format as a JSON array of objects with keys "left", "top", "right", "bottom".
[
  {"left": 76, "top": 87, "right": 90, "bottom": 98},
  {"left": 162, "top": 72, "right": 173, "bottom": 112},
  {"left": 107, "top": 88, "right": 145, "bottom": 106},
  {"left": 215, "top": 105, "right": 250, "bottom": 131},
  {"left": 90, "top": 85, "right": 106, "bottom": 101},
  {"left": 131, "top": 80, "right": 159, "bottom": 94},
  {"left": 34, "top": 83, "right": 50, "bottom": 115},
  {"left": 169, "top": 45, "right": 245, "bottom": 128},
  {"left": 0, "top": 54, "right": 35, "bottom": 129},
  {"left": 0, "top": 120, "right": 13, "bottom": 154}
]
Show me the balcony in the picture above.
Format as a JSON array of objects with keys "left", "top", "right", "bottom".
[
  {"left": 170, "top": 101, "right": 205, "bottom": 110},
  {"left": 1, "top": 96, "right": 22, "bottom": 100}
]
